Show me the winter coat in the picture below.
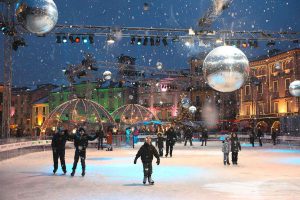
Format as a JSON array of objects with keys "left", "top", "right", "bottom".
[
  {"left": 166, "top": 128, "right": 177, "bottom": 145},
  {"left": 156, "top": 135, "right": 165, "bottom": 148},
  {"left": 96, "top": 130, "right": 105, "bottom": 139},
  {"left": 257, "top": 129, "right": 263, "bottom": 138},
  {"left": 135, "top": 142, "right": 160, "bottom": 163},
  {"left": 71, "top": 132, "right": 98, "bottom": 151},
  {"left": 51, "top": 131, "right": 69, "bottom": 151},
  {"left": 201, "top": 131, "right": 208, "bottom": 139},
  {"left": 222, "top": 141, "right": 230, "bottom": 153},
  {"left": 231, "top": 138, "right": 241, "bottom": 153},
  {"left": 185, "top": 129, "right": 193, "bottom": 139}
]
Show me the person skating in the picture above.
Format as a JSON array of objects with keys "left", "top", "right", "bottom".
[
  {"left": 257, "top": 128, "right": 263, "bottom": 147},
  {"left": 156, "top": 133, "right": 165, "bottom": 157},
  {"left": 165, "top": 126, "right": 177, "bottom": 157},
  {"left": 184, "top": 127, "right": 193, "bottom": 146},
  {"left": 201, "top": 129, "right": 208, "bottom": 146},
  {"left": 249, "top": 128, "right": 255, "bottom": 147},
  {"left": 231, "top": 133, "right": 241, "bottom": 165},
  {"left": 96, "top": 127, "right": 105, "bottom": 150},
  {"left": 134, "top": 136, "right": 160, "bottom": 185},
  {"left": 70, "top": 127, "right": 99, "bottom": 177},
  {"left": 271, "top": 129, "right": 277, "bottom": 145},
  {"left": 51, "top": 127, "right": 69, "bottom": 174},
  {"left": 222, "top": 135, "right": 230, "bottom": 165}
]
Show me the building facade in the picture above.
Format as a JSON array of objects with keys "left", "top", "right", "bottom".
[
  {"left": 0, "top": 84, "right": 3, "bottom": 132},
  {"left": 189, "top": 57, "right": 238, "bottom": 123},
  {"left": 10, "top": 84, "right": 57, "bottom": 136},
  {"left": 238, "top": 48, "right": 300, "bottom": 133}
]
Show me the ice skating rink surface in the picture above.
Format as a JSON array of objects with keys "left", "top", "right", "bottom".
[{"left": 0, "top": 142, "right": 300, "bottom": 200}]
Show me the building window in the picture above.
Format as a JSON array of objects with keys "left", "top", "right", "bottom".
[
  {"left": 35, "top": 107, "right": 38, "bottom": 114},
  {"left": 43, "top": 117, "right": 46, "bottom": 123},
  {"left": 36, "top": 117, "right": 38, "bottom": 124},
  {"left": 196, "top": 96, "right": 200, "bottom": 106},
  {"left": 273, "top": 81, "right": 278, "bottom": 92},
  {"left": 257, "top": 84, "right": 263, "bottom": 94},
  {"left": 246, "top": 105, "right": 250, "bottom": 115},
  {"left": 287, "top": 101, "right": 292, "bottom": 113},
  {"left": 285, "top": 79, "right": 290, "bottom": 90},
  {"left": 273, "top": 102, "right": 278, "bottom": 113},
  {"left": 258, "top": 103, "right": 264, "bottom": 114},
  {"left": 42, "top": 107, "right": 46, "bottom": 115},
  {"left": 245, "top": 85, "right": 250, "bottom": 95}
]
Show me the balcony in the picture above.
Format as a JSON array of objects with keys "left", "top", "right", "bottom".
[
  {"left": 153, "top": 103, "right": 173, "bottom": 108},
  {"left": 243, "top": 95, "right": 252, "bottom": 102}
]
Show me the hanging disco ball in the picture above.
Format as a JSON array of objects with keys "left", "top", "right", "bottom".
[
  {"left": 15, "top": 0, "right": 58, "bottom": 35},
  {"left": 289, "top": 80, "right": 300, "bottom": 97},
  {"left": 103, "top": 71, "right": 112, "bottom": 80},
  {"left": 181, "top": 97, "right": 191, "bottom": 109},
  {"left": 189, "top": 106, "right": 197, "bottom": 114},
  {"left": 203, "top": 46, "right": 250, "bottom": 93},
  {"left": 156, "top": 61, "right": 163, "bottom": 70},
  {"left": 129, "top": 95, "right": 134, "bottom": 100}
]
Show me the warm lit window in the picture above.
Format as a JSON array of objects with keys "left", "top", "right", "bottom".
[
  {"left": 273, "top": 81, "right": 278, "bottom": 92},
  {"left": 285, "top": 79, "right": 290, "bottom": 90},
  {"left": 35, "top": 107, "right": 38, "bottom": 114},
  {"left": 246, "top": 105, "right": 250, "bottom": 115}
]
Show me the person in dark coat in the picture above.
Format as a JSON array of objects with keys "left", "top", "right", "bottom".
[
  {"left": 165, "top": 126, "right": 177, "bottom": 157},
  {"left": 201, "top": 129, "right": 208, "bottom": 146},
  {"left": 70, "top": 127, "right": 98, "bottom": 177},
  {"left": 231, "top": 133, "right": 241, "bottom": 165},
  {"left": 156, "top": 133, "right": 165, "bottom": 157},
  {"left": 249, "top": 128, "right": 255, "bottom": 147},
  {"left": 96, "top": 127, "right": 105, "bottom": 150},
  {"left": 271, "top": 129, "right": 277, "bottom": 145},
  {"left": 256, "top": 128, "right": 263, "bottom": 147},
  {"left": 134, "top": 136, "right": 160, "bottom": 185},
  {"left": 51, "top": 127, "right": 69, "bottom": 174},
  {"left": 184, "top": 127, "right": 193, "bottom": 146}
]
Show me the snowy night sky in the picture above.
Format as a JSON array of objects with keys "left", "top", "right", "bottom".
[{"left": 0, "top": 0, "right": 300, "bottom": 86}]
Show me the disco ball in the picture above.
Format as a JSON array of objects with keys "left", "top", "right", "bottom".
[
  {"left": 289, "top": 80, "right": 300, "bottom": 97},
  {"left": 15, "top": 0, "right": 58, "bottom": 35},
  {"left": 181, "top": 97, "right": 191, "bottom": 109},
  {"left": 203, "top": 46, "right": 250, "bottom": 93},
  {"left": 129, "top": 95, "right": 134, "bottom": 100},
  {"left": 156, "top": 62, "right": 163, "bottom": 70},
  {"left": 189, "top": 106, "right": 197, "bottom": 114},
  {"left": 103, "top": 71, "right": 112, "bottom": 80}
]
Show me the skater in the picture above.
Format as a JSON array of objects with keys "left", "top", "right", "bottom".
[
  {"left": 106, "top": 128, "right": 113, "bottom": 151},
  {"left": 231, "top": 133, "right": 241, "bottom": 165},
  {"left": 156, "top": 133, "right": 165, "bottom": 157},
  {"left": 271, "top": 129, "right": 277, "bottom": 145},
  {"left": 257, "top": 128, "right": 263, "bottom": 147},
  {"left": 201, "top": 129, "right": 208, "bottom": 146},
  {"left": 249, "top": 128, "right": 255, "bottom": 147},
  {"left": 51, "top": 127, "right": 69, "bottom": 174},
  {"left": 184, "top": 127, "right": 193, "bottom": 146},
  {"left": 97, "top": 127, "right": 105, "bottom": 150},
  {"left": 134, "top": 136, "right": 160, "bottom": 185},
  {"left": 70, "top": 127, "right": 99, "bottom": 177},
  {"left": 222, "top": 135, "right": 230, "bottom": 165},
  {"left": 165, "top": 126, "right": 177, "bottom": 157}
]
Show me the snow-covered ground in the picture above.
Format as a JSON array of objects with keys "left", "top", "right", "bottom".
[{"left": 0, "top": 141, "right": 300, "bottom": 200}]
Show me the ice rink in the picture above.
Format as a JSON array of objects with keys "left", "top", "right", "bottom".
[{"left": 0, "top": 142, "right": 300, "bottom": 200}]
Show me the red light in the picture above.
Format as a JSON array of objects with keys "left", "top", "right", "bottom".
[{"left": 75, "top": 37, "right": 80, "bottom": 43}]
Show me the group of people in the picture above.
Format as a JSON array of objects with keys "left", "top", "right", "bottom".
[
  {"left": 51, "top": 127, "right": 102, "bottom": 176},
  {"left": 222, "top": 133, "right": 242, "bottom": 165}
]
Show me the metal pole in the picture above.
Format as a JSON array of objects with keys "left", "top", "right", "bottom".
[{"left": 1, "top": 2, "right": 13, "bottom": 139}]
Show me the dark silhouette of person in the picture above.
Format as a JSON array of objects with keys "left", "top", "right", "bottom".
[{"left": 134, "top": 136, "right": 160, "bottom": 185}]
